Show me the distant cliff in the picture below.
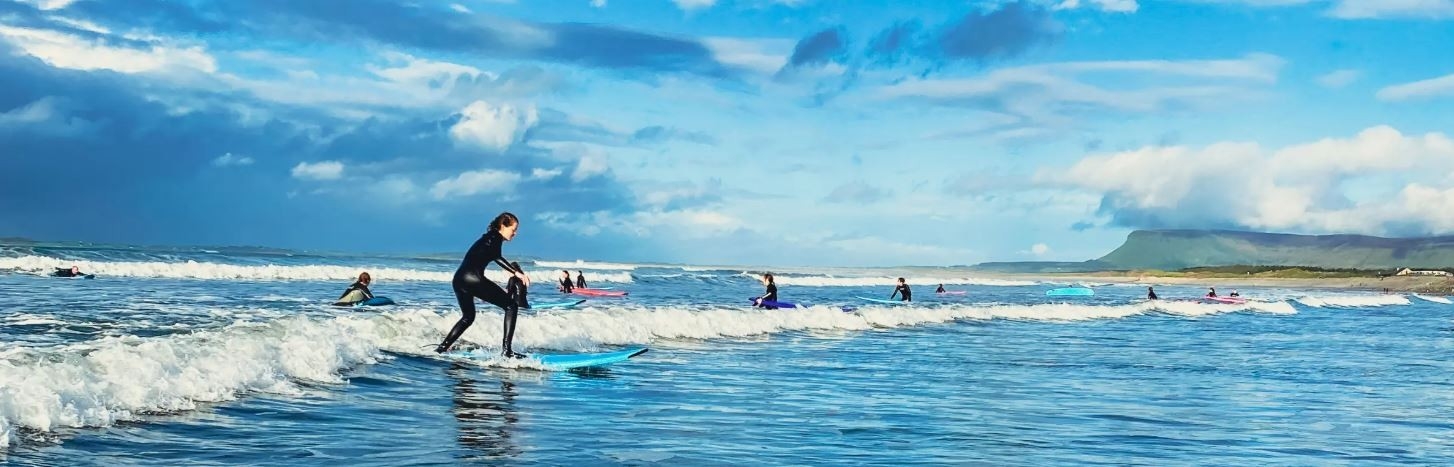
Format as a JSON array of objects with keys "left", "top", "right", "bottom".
[{"left": 975, "top": 230, "right": 1454, "bottom": 272}]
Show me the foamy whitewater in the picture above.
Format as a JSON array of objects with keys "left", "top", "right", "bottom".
[{"left": 2, "top": 242, "right": 1453, "bottom": 465}]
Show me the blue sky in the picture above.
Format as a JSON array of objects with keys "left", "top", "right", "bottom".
[{"left": 2, "top": 0, "right": 1452, "bottom": 266}]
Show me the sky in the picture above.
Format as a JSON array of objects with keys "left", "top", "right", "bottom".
[{"left": 1, "top": 0, "right": 1452, "bottom": 267}]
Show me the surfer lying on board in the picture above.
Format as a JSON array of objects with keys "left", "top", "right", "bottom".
[
  {"left": 333, "top": 272, "right": 374, "bottom": 306},
  {"left": 891, "top": 277, "right": 912, "bottom": 302},
  {"left": 1206, "top": 287, "right": 1217, "bottom": 298},
  {"left": 507, "top": 262, "right": 529, "bottom": 309},
  {"left": 558, "top": 270, "right": 574, "bottom": 293},
  {"left": 51, "top": 265, "right": 85, "bottom": 277},
  {"left": 753, "top": 273, "right": 778, "bottom": 308},
  {"left": 1147, "top": 286, "right": 1158, "bottom": 300},
  {"left": 435, "top": 212, "right": 532, "bottom": 358}
]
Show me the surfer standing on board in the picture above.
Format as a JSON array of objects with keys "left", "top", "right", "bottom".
[{"left": 435, "top": 212, "right": 532, "bottom": 358}]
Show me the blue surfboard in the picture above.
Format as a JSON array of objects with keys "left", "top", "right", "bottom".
[
  {"left": 532, "top": 299, "right": 586, "bottom": 310},
  {"left": 1045, "top": 287, "right": 1094, "bottom": 297},
  {"left": 451, "top": 347, "right": 649, "bottom": 371},
  {"left": 750, "top": 298, "right": 799, "bottom": 309},
  {"left": 856, "top": 296, "right": 909, "bottom": 305},
  {"left": 357, "top": 297, "right": 396, "bottom": 306}
]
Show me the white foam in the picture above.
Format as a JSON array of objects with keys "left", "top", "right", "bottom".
[
  {"left": 0, "top": 299, "right": 1290, "bottom": 449},
  {"left": 0, "top": 255, "right": 633, "bottom": 284},
  {"left": 534, "top": 260, "right": 640, "bottom": 271},
  {"left": 1294, "top": 295, "right": 1411, "bottom": 308},
  {"left": 1412, "top": 294, "right": 1453, "bottom": 304},
  {"left": 745, "top": 273, "right": 1037, "bottom": 287}
]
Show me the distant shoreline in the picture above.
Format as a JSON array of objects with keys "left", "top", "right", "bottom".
[{"left": 978, "top": 272, "right": 1454, "bottom": 295}]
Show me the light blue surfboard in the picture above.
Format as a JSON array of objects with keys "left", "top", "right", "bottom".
[
  {"left": 1045, "top": 287, "right": 1095, "bottom": 297},
  {"left": 450, "top": 347, "right": 649, "bottom": 371}
]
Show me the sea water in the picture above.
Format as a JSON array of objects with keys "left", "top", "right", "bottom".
[{"left": 2, "top": 243, "right": 1452, "bottom": 465}]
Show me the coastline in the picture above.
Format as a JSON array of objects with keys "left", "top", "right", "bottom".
[{"left": 977, "top": 272, "right": 1454, "bottom": 295}]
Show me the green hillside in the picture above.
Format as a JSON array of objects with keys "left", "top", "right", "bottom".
[{"left": 1096, "top": 230, "right": 1454, "bottom": 270}]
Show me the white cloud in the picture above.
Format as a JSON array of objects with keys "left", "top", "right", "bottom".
[
  {"left": 291, "top": 161, "right": 345, "bottom": 180},
  {"left": 450, "top": 3, "right": 471, "bottom": 13},
  {"left": 449, "top": 100, "right": 539, "bottom": 152},
  {"left": 1316, "top": 69, "right": 1361, "bottom": 88},
  {"left": 21, "top": 0, "right": 78, "bottom": 10},
  {"left": 1056, "top": 0, "right": 1140, "bottom": 12},
  {"left": 701, "top": 37, "right": 793, "bottom": 76},
  {"left": 537, "top": 209, "right": 740, "bottom": 238},
  {"left": 212, "top": 153, "right": 254, "bottom": 167},
  {"left": 430, "top": 170, "right": 522, "bottom": 199},
  {"left": 572, "top": 151, "right": 609, "bottom": 181},
  {"left": 591, "top": 0, "right": 607, "bottom": 6},
  {"left": 530, "top": 167, "right": 563, "bottom": 180},
  {"left": 1042, "top": 125, "right": 1454, "bottom": 236},
  {"left": 0, "top": 25, "right": 216, "bottom": 74},
  {"left": 1031, "top": 243, "right": 1051, "bottom": 256},
  {"left": 673, "top": 0, "right": 717, "bottom": 11},
  {"left": 1377, "top": 72, "right": 1454, "bottom": 101}
]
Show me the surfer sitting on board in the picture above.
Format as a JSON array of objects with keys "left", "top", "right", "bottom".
[
  {"left": 1206, "top": 287, "right": 1217, "bottom": 298},
  {"left": 52, "top": 265, "right": 85, "bottom": 277},
  {"left": 576, "top": 270, "right": 586, "bottom": 289},
  {"left": 891, "top": 277, "right": 912, "bottom": 302},
  {"left": 558, "top": 270, "right": 574, "bottom": 293},
  {"left": 1147, "top": 286, "right": 1158, "bottom": 300},
  {"left": 333, "top": 272, "right": 374, "bottom": 306},
  {"left": 435, "top": 212, "right": 531, "bottom": 358},
  {"left": 754, "top": 273, "right": 778, "bottom": 309},
  {"left": 507, "top": 262, "right": 529, "bottom": 309}
]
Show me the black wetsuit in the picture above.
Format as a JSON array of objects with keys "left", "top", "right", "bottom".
[
  {"left": 507, "top": 276, "right": 529, "bottom": 309},
  {"left": 576, "top": 275, "right": 586, "bottom": 289},
  {"left": 935, "top": 285, "right": 945, "bottom": 293},
  {"left": 335, "top": 281, "right": 374, "bottom": 305},
  {"left": 52, "top": 268, "right": 82, "bottom": 278},
  {"left": 757, "top": 283, "right": 778, "bottom": 309},
  {"left": 1148, "top": 290, "right": 1158, "bottom": 300},
  {"left": 892, "top": 284, "right": 912, "bottom": 302},
  {"left": 438, "top": 231, "right": 524, "bottom": 355},
  {"left": 560, "top": 278, "right": 574, "bottom": 293}
]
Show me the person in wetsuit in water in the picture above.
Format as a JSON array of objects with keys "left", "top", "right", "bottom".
[
  {"left": 1229, "top": 290, "right": 1240, "bottom": 297},
  {"left": 935, "top": 284, "right": 946, "bottom": 294},
  {"left": 755, "top": 273, "right": 778, "bottom": 309},
  {"left": 506, "top": 262, "right": 529, "bottom": 309},
  {"left": 334, "top": 272, "right": 375, "bottom": 306},
  {"left": 891, "top": 277, "right": 912, "bottom": 302},
  {"left": 575, "top": 271, "right": 586, "bottom": 289},
  {"left": 435, "top": 212, "right": 531, "bottom": 358},
  {"left": 1147, "top": 286, "right": 1158, "bottom": 300},
  {"left": 52, "top": 265, "right": 85, "bottom": 277},
  {"left": 558, "top": 270, "right": 574, "bottom": 293},
  {"left": 1206, "top": 287, "right": 1217, "bottom": 298}
]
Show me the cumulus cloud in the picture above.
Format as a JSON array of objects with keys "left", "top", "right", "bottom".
[
  {"left": 449, "top": 100, "right": 539, "bottom": 152},
  {"left": 1041, "top": 125, "right": 1454, "bottom": 236},
  {"left": 572, "top": 150, "right": 609, "bottom": 181},
  {"left": 1030, "top": 243, "right": 1051, "bottom": 256},
  {"left": 530, "top": 167, "right": 563, "bottom": 180},
  {"left": 430, "top": 169, "right": 522, "bottom": 199},
  {"left": 1056, "top": 0, "right": 1140, "bottom": 12},
  {"left": 291, "top": 161, "right": 344, "bottom": 180}
]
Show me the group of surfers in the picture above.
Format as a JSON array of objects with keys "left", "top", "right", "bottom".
[{"left": 1144, "top": 286, "right": 1240, "bottom": 300}]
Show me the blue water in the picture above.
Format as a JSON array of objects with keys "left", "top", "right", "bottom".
[{"left": 2, "top": 243, "right": 1454, "bottom": 465}]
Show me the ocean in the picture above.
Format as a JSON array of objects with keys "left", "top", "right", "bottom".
[{"left": 2, "top": 242, "right": 1452, "bottom": 465}]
